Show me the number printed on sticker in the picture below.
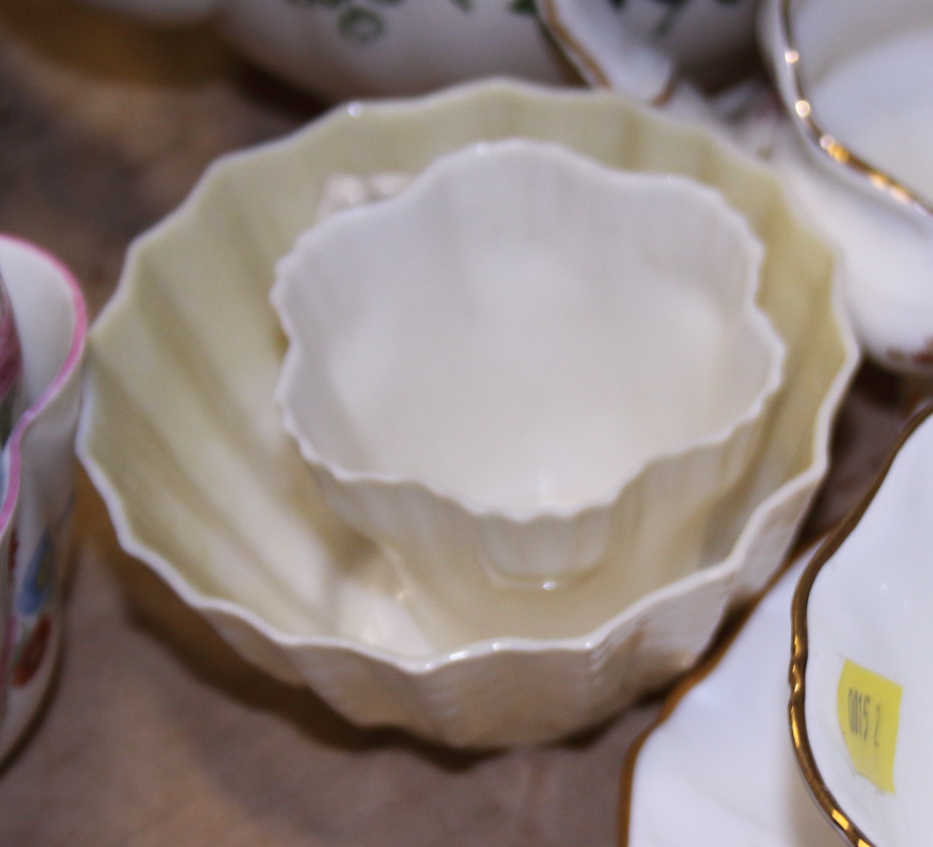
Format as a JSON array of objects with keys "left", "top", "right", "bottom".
[
  {"left": 836, "top": 659, "right": 902, "bottom": 794},
  {"left": 847, "top": 686, "right": 883, "bottom": 745}
]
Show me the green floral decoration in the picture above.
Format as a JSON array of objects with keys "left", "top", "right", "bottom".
[
  {"left": 510, "top": 0, "right": 537, "bottom": 14},
  {"left": 283, "top": 0, "right": 480, "bottom": 45}
]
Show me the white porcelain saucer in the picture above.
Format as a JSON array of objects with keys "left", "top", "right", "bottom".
[{"left": 621, "top": 545, "right": 839, "bottom": 847}]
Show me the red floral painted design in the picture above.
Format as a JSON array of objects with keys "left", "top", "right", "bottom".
[
  {"left": 12, "top": 614, "right": 51, "bottom": 687},
  {"left": 7, "top": 528, "right": 17, "bottom": 577}
]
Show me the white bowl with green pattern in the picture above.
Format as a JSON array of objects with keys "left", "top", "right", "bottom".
[{"left": 75, "top": 0, "right": 578, "bottom": 101}]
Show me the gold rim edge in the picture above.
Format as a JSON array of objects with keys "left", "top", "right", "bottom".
[
  {"left": 537, "top": 0, "right": 613, "bottom": 89},
  {"left": 536, "top": 0, "right": 678, "bottom": 107},
  {"left": 788, "top": 402, "right": 933, "bottom": 847},
  {"left": 779, "top": 0, "right": 933, "bottom": 220},
  {"left": 619, "top": 400, "right": 933, "bottom": 847}
]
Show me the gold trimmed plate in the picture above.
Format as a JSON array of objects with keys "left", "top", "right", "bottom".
[{"left": 790, "top": 403, "right": 933, "bottom": 847}]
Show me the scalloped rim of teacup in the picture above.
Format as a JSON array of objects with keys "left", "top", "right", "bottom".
[
  {"left": 271, "top": 137, "right": 786, "bottom": 524},
  {"left": 75, "top": 79, "right": 858, "bottom": 676}
]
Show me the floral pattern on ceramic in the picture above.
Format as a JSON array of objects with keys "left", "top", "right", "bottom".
[
  {"left": 280, "top": 0, "right": 537, "bottom": 44},
  {"left": 0, "top": 235, "right": 86, "bottom": 766},
  {"left": 0, "top": 277, "right": 22, "bottom": 449},
  {"left": 73, "top": 0, "right": 575, "bottom": 101},
  {"left": 5, "top": 498, "right": 73, "bottom": 694},
  {"left": 0, "top": 530, "right": 17, "bottom": 707},
  {"left": 16, "top": 531, "right": 54, "bottom": 618},
  {"left": 282, "top": 0, "right": 479, "bottom": 45},
  {"left": 11, "top": 616, "right": 51, "bottom": 689}
]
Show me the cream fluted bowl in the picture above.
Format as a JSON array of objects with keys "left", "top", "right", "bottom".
[
  {"left": 77, "top": 80, "right": 857, "bottom": 747},
  {"left": 273, "top": 138, "right": 784, "bottom": 643}
]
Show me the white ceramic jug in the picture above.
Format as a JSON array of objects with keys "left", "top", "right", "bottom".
[{"left": 761, "top": 0, "right": 933, "bottom": 374}]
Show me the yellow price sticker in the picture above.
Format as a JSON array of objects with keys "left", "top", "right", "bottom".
[{"left": 837, "top": 659, "right": 902, "bottom": 793}]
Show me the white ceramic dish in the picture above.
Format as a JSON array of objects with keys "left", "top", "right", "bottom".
[
  {"left": 538, "top": 0, "right": 760, "bottom": 102},
  {"left": 273, "top": 139, "right": 783, "bottom": 639},
  {"left": 621, "top": 545, "right": 839, "bottom": 847},
  {"left": 0, "top": 235, "right": 87, "bottom": 765},
  {"left": 77, "top": 80, "right": 857, "bottom": 747},
  {"left": 75, "top": 0, "right": 576, "bottom": 101},
  {"left": 760, "top": 0, "right": 933, "bottom": 374},
  {"left": 790, "top": 405, "right": 933, "bottom": 847}
]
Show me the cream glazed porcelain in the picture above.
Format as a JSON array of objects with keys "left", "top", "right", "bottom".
[
  {"left": 790, "top": 405, "right": 933, "bottom": 847},
  {"left": 0, "top": 235, "right": 86, "bottom": 764},
  {"left": 77, "top": 80, "right": 856, "bottom": 747},
  {"left": 622, "top": 546, "right": 838, "bottom": 847},
  {"left": 75, "top": 0, "right": 576, "bottom": 101},
  {"left": 760, "top": 0, "right": 933, "bottom": 374},
  {"left": 273, "top": 139, "right": 784, "bottom": 640}
]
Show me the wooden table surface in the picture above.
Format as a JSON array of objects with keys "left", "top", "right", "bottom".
[{"left": 0, "top": 2, "right": 910, "bottom": 844}]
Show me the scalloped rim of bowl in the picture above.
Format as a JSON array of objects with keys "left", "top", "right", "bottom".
[
  {"left": 76, "top": 79, "right": 858, "bottom": 671},
  {"left": 272, "top": 139, "right": 784, "bottom": 522},
  {"left": 76, "top": 79, "right": 858, "bottom": 745},
  {"left": 78, "top": 77, "right": 857, "bottom": 666},
  {"left": 788, "top": 403, "right": 933, "bottom": 847}
]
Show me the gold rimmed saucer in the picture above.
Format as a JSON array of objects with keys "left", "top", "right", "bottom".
[{"left": 789, "top": 403, "right": 933, "bottom": 847}]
